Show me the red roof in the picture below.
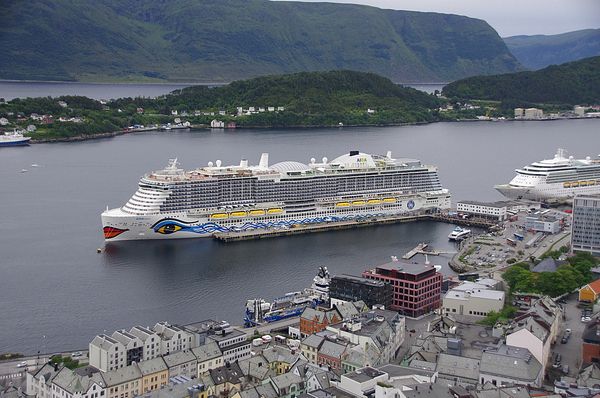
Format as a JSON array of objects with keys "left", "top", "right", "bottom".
[{"left": 586, "top": 279, "right": 600, "bottom": 294}]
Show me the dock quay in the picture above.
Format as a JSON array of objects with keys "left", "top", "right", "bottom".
[
  {"left": 402, "top": 243, "right": 428, "bottom": 259},
  {"left": 212, "top": 213, "right": 498, "bottom": 243}
]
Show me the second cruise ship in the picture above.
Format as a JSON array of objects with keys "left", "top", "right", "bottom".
[
  {"left": 102, "top": 150, "right": 451, "bottom": 241},
  {"left": 495, "top": 149, "right": 600, "bottom": 201}
]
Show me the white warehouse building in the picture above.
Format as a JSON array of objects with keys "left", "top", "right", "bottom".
[{"left": 443, "top": 284, "right": 505, "bottom": 317}]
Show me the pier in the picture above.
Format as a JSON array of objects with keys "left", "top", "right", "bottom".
[
  {"left": 402, "top": 243, "right": 428, "bottom": 259},
  {"left": 212, "top": 213, "right": 498, "bottom": 242}
]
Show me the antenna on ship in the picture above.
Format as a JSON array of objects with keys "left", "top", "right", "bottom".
[{"left": 167, "top": 158, "right": 178, "bottom": 169}]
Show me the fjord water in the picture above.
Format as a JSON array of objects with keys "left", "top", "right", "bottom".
[{"left": 1, "top": 119, "right": 598, "bottom": 353}]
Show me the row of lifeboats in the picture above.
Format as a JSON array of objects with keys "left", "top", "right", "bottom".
[
  {"left": 335, "top": 197, "right": 397, "bottom": 207},
  {"left": 563, "top": 180, "right": 597, "bottom": 188},
  {"left": 210, "top": 208, "right": 283, "bottom": 219}
]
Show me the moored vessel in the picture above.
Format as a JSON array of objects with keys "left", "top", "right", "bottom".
[
  {"left": 448, "top": 226, "right": 471, "bottom": 241},
  {"left": 0, "top": 131, "right": 31, "bottom": 147},
  {"left": 495, "top": 149, "right": 600, "bottom": 201},
  {"left": 101, "top": 150, "right": 451, "bottom": 241}
]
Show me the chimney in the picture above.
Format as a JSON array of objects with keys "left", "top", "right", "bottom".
[{"left": 259, "top": 153, "right": 269, "bottom": 169}]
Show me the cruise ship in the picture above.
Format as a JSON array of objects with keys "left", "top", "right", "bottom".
[
  {"left": 101, "top": 150, "right": 451, "bottom": 241},
  {"left": 0, "top": 131, "right": 31, "bottom": 147},
  {"left": 495, "top": 149, "right": 600, "bottom": 201}
]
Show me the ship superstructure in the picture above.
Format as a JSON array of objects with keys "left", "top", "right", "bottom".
[
  {"left": 102, "top": 150, "right": 451, "bottom": 240},
  {"left": 495, "top": 149, "right": 600, "bottom": 201},
  {"left": 0, "top": 131, "right": 31, "bottom": 147}
]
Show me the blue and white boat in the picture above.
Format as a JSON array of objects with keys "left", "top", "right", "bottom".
[
  {"left": 448, "top": 226, "right": 471, "bottom": 241},
  {"left": 0, "top": 131, "right": 31, "bottom": 147}
]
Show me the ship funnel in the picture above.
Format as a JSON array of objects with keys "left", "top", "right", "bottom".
[
  {"left": 386, "top": 151, "right": 392, "bottom": 159},
  {"left": 259, "top": 153, "right": 269, "bottom": 169},
  {"left": 240, "top": 159, "right": 248, "bottom": 168}
]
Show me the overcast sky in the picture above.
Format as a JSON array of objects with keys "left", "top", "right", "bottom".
[{"left": 282, "top": 0, "right": 600, "bottom": 37}]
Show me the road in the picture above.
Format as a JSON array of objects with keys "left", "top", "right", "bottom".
[{"left": 549, "top": 294, "right": 586, "bottom": 378}]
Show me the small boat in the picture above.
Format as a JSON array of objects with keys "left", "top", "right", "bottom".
[
  {"left": 383, "top": 197, "right": 396, "bottom": 203},
  {"left": 20, "top": 169, "right": 28, "bottom": 173},
  {"left": 367, "top": 199, "right": 382, "bottom": 205},
  {"left": 352, "top": 200, "right": 366, "bottom": 206},
  {"left": 230, "top": 211, "right": 247, "bottom": 217},
  {"left": 1, "top": 131, "right": 31, "bottom": 147},
  {"left": 448, "top": 226, "right": 471, "bottom": 241},
  {"left": 249, "top": 209, "right": 266, "bottom": 216},
  {"left": 210, "top": 213, "right": 228, "bottom": 219},
  {"left": 31, "top": 164, "right": 39, "bottom": 167},
  {"left": 336, "top": 202, "right": 350, "bottom": 207},
  {"left": 267, "top": 208, "right": 283, "bottom": 214}
]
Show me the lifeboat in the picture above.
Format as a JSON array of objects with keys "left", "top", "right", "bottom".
[
  {"left": 210, "top": 213, "right": 228, "bottom": 219},
  {"left": 367, "top": 199, "right": 382, "bottom": 205},
  {"left": 230, "top": 211, "right": 247, "bottom": 217},
  {"left": 571, "top": 181, "right": 580, "bottom": 187},
  {"left": 383, "top": 198, "right": 397, "bottom": 203},
  {"left": 352, "top": 200, "right": 366, "bottom": 206},
  {"left": 267, "top": 208, "right": 283, "bottom": 214},
  {"left": 249, "top": 209, "right": 266, "bottom": 216},
  {"left": 336, "top": 202, "right": 351, "bottom": 207},
  {"left": 563, "top": 182, "right": 572, "bottom": 188}
]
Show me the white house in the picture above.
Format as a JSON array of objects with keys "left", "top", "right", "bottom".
[
  {"left": 89, "top": 334, "right": 126, "bottom": 372},
  {"left": 0, "top": 117, "right": 10, "bottom": 125},
  {"left": 153, "top": 321, "right": 195, "bottom": 355},
  {"left": 210, "top": 120, "right": 225, "bottom": 128},
  {"left": 51, "top": 367, "right": 106, "bottom": 398}
]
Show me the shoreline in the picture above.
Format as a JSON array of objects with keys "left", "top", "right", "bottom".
[{"left": 27, "top": 116, "right": 600, "bottom": 144}]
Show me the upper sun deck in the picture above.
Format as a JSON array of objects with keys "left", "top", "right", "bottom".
[
  {"left": 517, "top": 149, "right": 600, "bottom": 175},
  {"left": 141, "top": 151, "right": 430, "bottom": 184}
]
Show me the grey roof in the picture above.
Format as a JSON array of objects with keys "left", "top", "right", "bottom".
[
  {"left": 111, "top": 330, "right": 140, "bottom": 346},
  {"left": 101, "top": 364, "right": 142, "bottom": 387},
  {"left": 209, "top": 363, "right": 243, "bottom": 385},
  {"left": 206, "top": 327, "right": 245, "bottom": 342},
  {"left": 318, "top": 340, "right": 347, "bottom": 359},
  {"left": 191, "top": 341, "right": 222, "bottom": 362},
  {"left": 472, "top": 385, "right": 531, "bottom": 398},
  {"left": 374, "top": 261, "right": 437, "bottom": 276},
  {"left": 162, "top": 350, "right": 197, "bottom": 368},
  {"left": 343, "top": 367, "right": 385, "bottom": 383},
  {"left": 302, "top": 334, "right": 325, "bottom": 349},
  {"left": 436, "top": 353, "right": 480, "bottom": 381},
  {"left": 578, "top": 363, "right": 600, "bottom": 388},
  {"left": 137, "top": 357, "right": 168, "bottom": 375},
  {"left": 238, "top": 355, "right": 273, "bottom": 381},
  {"left": 31, "top": 363, "right": 62, "bottom": 385},
  {"left": 237, "top": 384, "right": 278, "bottom": 398},
  {"left": 532, "top": 258, "right": 561, "bottom": 273},
  {"left": 334, "top": 301, "right": 361, "bottom": 320},
  {"left": 52, "top": 367, "right": 105, "bottom": 394},
  {"left": 402, "top": 383, "right": 454, "bottom": 398},
  {"left": 269, "top": 372, "right": 304, "bottom": 391},
  {"left": 129, "top": 326, "right": 157, "bottom": 341},
  {"left": 480, "top": 345, "right": 542, "bottom": 383},
  {"left": 262, "top": 346, "right": 298, "bottom": 365},
  {"left": 90, "top": 334, "right": 121, "bottom": 350},
  {"left": 377, "top": 364, "right": 435, "bottom": 379},
  {"left": 301, "top": 307, "right": 340, "bottom": 323}
]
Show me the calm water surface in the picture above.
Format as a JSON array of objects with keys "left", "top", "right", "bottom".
[
  {"left": 0, "top": 119, "right": 598, "bottom": 353},
  {"left": 0, "top": 81, "right": 443, "bottom": 100}
]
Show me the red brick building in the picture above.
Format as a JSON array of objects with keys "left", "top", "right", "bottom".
[
  {"left": 362, "top": 260, "right": 442, "bottom": 318},
  {"left": 300, "top": 307, "right": 341, "bottom": 336},
  {"left": 582, "top": 321, "right": 600, "bottom": 364}
]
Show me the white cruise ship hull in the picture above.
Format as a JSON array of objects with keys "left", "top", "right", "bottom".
[
  {"left": 102, "top": 192, "right": 451, "bottom": 241},
  {"left": 495, "top": 183, "right": 600, "bottom": 201}
]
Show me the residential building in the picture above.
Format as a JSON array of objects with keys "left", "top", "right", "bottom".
[
  {"left": 505, "top": 297, "right": 561, "bottom": 370},
  {"left": 0, "top": 117, "right": 9, "bottom": 125},
  {"left": 191, "top": 341, "right": 223, "bottom": 376},
  {"left": 514, "top": 108, "right": 524, "bottom": 118},
  {"left": 163, "top": 350, "right": 197, "bottom": 379},
  {"left": 317, "top": 340, "right": 348, "bottom": 370},
  {"left": 128, "top": 326, "right": 161, "bottom": 361},
  {"left": 336, "top": 367, "right": 388, "bottom": 397},
  {"left": 329, "top": 275, "right": 393, "bottom": 309},
  {"left": 326, "top": 309, "right": 405, "bottom": 366},
  {"left": 435, "top": 353, "right": 480, "bottom": 386},
  {"left": 210, "top": 120, "right": 224, "bottom": 128},
  {"left": 362, "top": 260, "right": 442, "bottom": 318},
  {"left": 262, "top": 346, "right": 300, "bottom": 375},
  {"left": 524, "top": 108, "right": 544, "bottom": 119},
  {"left": 582, "top": 321, "right": 600, "bottom": 365},
  {"left": 27, "top": 363, "right": 62, "bottom": 398},
  {"left": 89, "top": 335, "right": 126, "bottom": 372},
  {"left": 579, "top": 279, "right": 600, "bottom": 302},
  {"left": 138, "top": 357, "right": 168, "bottom": 393},
  {"left": 572, "top": 195, "right": 600, "bottom": 256},
  {"left": 153, "top": 322, "right": 195, "bottom": 355},
  {"left": 443, "top": 282, "right": 505, "bottom": 317},
  {"left": 531, "top": 257, "right": 563, "bottom": 273},
  {"left": 524, "top": 214, "right": 562, "bottom": 234},
  {"left": 234, "top": 384, "right": 278, "bottom": 398},
  {"left": 51, "top": 367, "right": 106, "bottom": 398},
  {"left": 238, "top": 354, "right": 274, "bottom": 384},
  {"left": 267, "top": 373, "right": 305, "bottom": 398},
  {"left": 208, "top": 363, "right": 243, "bottom": 397},
  {"left": 111, "top": 330, "right": 144, "bottom": 366},
  {"left": 101, "top": 363, "right": 142, "bottom": 398},
  {"left": 480, "top": 345, "right": 542, "bottom": 388},
  {"left": 300, "top": 308, "right": 341, "bottom": 336},
  {"left": 301, "top": 335, "right": 325, "bottom": 365},
  {"left": 206, "top": 326, "right": 250, "bottom": 363}
]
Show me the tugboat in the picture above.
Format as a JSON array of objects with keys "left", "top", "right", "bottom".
[{"left": 244, "top": 268, "right": 330, "bottom": 327}]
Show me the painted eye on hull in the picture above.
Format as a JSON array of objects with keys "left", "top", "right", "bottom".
[
  {"left": 156, "top": 224, "right": 183, "bottom": 234},
  {"left": 103, "top": 226, "right": 129, "bottom": 239}
]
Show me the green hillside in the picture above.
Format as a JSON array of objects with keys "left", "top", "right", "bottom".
[
  {"left": 504, "top": 29, "right": 600, "bottom": 70},
  {"left": 0, "top": 0, "right": 521, "bottom": 83},
  {"left": 1, "top": 70, "right": 443, "bottom": 140},
  {"left": 442, "top": 56, "right": 600, "bottom": 105}
]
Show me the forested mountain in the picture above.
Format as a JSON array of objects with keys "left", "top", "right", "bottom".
[
  {"left": 442, "top": 56, "right": 600, "bottom": 105},
  {"left": 0, "top": 0, "right": 521, "bottom": 83},
  {"left": 504, "top": 29, "right": 600, "bottom": 70}
]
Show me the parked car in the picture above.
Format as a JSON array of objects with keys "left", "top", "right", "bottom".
[
  {"left": 562, "top": 365, "right": 570, "bottom": 374},
  {"left": 16, "top": 361, "right": 27, "bottom": 368},
  {"left": 561, "top": 335, "right": 569, "bottom": 344},
  {"left": 553, "top": 353, "right": 562, "bottom": 367},
  {"left": 71, "top": 351, "right": 83, "bottom": 358}
]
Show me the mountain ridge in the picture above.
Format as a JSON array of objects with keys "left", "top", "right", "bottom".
[
  {"left": 503, "top": 29, "right": 600, "bottom": 70},
  {"left": 0, "top": 0, "right": 521, "bottom": 83}
]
